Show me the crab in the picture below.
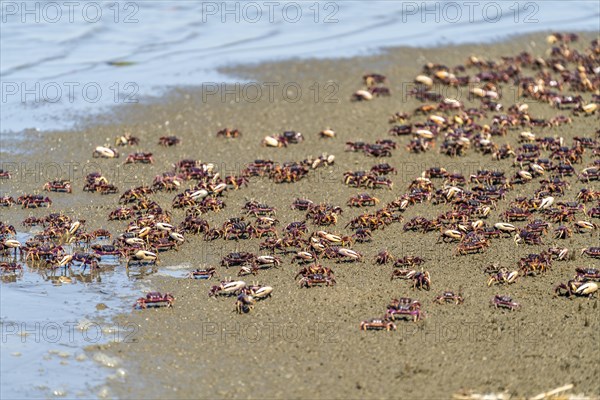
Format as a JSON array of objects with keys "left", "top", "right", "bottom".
[
  {"left": 455, "top": 237, "right": 489, "bottom": 255},
  {"left": 295, "top": 264, "right": 334, "bottom": 279},
  {"left": 245, "top": 284, "right": 273, "bottom": 300},
  {"left": 369, "top": 86, "right": 391, "bottom": 97},
  {"left": 345, "top": 142, "right": 368, "bottom": 152},
  {"left": 0, "top": 169, "right": 12, "bottom": 179},
  {"left": 514, "top": 229, "right": 543, "bottom": 246},
  {"left": 364, "top": 144, "right": 392, "bottom": 157},
  {"left": 363, "top": 73, "right": 387, "bottom": 86},
  {"left": 374, "top": 250, "right": 394, "bottom": 265},
  {"left": 389, "top": 124, "right": 413, "bottom": 136},
  {"left": 95, "top": 183, "right": 119, "bottom": 195},
  {"left": 393, "top": 256, "right": 424, "bottom": 268},
  {"left": 21, "top": 217, "right": 45, "bottom": 227},
  {"left": 359, "top": 318, "right": 397, "bottom": 331},
  {"left": 152, "top": 174, "right": 182, "bottom": 192},
  {"left": 18, "top": 195, "right": 52, "bottom": 208},
  {"left": 325, "top": 247, "right": 362, "bottom": 263},
  {"left": 291, "top": 198, "right": 314, "bottom": 211},
  {"left": 93, "top": 146, "right": 119, "bottom": 158},
  {"left": 126, "top": 250, "right": 158, "bottom": 267},
  {"left": 501, "top": 207, "right": 531, "bottom": 222},
  {"left": 575, "top": 267, "right": 600, "bottom": 281},
  {"left": 203, "top": 228, "right": 224, "bottom": 241},
  {"left": 92, "top": 229, "right": 111, "bottom": 240},
  {"left": 298, "top": 273, "right": 336, "bottom": 288},
  {"left": 223, "top": 220, "right": 256, "bottom": 240},
  {"left": 547, "top": 247, "right": 570, "bottom": 261},
  {"left": 553, "top": 225, "right": 573, "bottom": 239},
  {"left": 262, "top": 135, "right": 287, "bottom": 147},
  {"left": 115, "top": 134, "right": 139, "bottom": 146},
  {"left": 579, "top": 167, "right": 600, "bottom": 182},
  {"left": 343, "top": 170, "right": 369, "bottom": 187},
  {"left": 388, "top": 112, "right": 409, "bottom": 123},
  {"left": 366, "top": 175, "right": 393, "bottom": 190},
  {"left": 67, "top": 253, "right": 101, "bottom": 270},
  {"left": 134, "top": 292, "right": 174, "bottom": 309},
  {"left": 351, "top": 90, "right": 373, "bottom": 101},
  {"left": 554, "top": 280, "right": 598, "bottom": 298},
  {"left": 490, "top": 295, "right": 520, "bottom": 311},
  {"left": 221, "top": 252, "right": 256, "bottom": 268},
  {"left": 151, "top": 237, "right": 179, "bottom": 253},
  {"left": 574, "top": 220, "right": 598, "bottom": 234},
  {"left": 438, "top": 229, "right": 464, "bottom": 243},
  {"left": 253, "top": 255, "right": 281, "bottom": 269},
  {"left": 243, "top": 201, "right": 276, "bottom": 216},
  {"left": 235, "top": 293, "right": 256, "bottom": 313},
  {"left": 179, "top": 216, "right": 210, "bottom": 234},
  {"left": 519, "top": 253, "right": 552, "bottom": 275},
  {"left": 487, "top": 269, "right": 519, "bottom": 286},
  {"left": 158, "top": 136, "right": 181, "bottom": 146},
  {"left": 434, "top": 291, "right": 464, "bottom": 305},
  {"left": 370, "top": 163, "right": 397, "bottom": 175},
  {"left": 0, "top": 262, "right": 23, "bottom": 274},
  {"left": 290, "top": 251, "right": 316, "bottom": 264},
  {"left": 411, "top": 271, "right": 431, "bottom": 290},
  {"left": 386, "top": 298, "right": 424, "bottom": 322},
  {"left": 124, "top": 152, "right": 154, "bottom": 164},
  {"left": 391, "top": 269, "right": 431, "bottom": 290},
  {"left": 347, "top": 193, "right": 380, "bottom": 207},
  {"left": 209, "top": 280, "right": 246, "bottom": 297},
  {"left": 43, "top": 180, "right": 72, "bottom": 193},
  {"left": 269, "top": 164, "right": 309, "bottom": 183},
  {"left": 283, "top": 221, "right": 308, "bottom": 237},
  {"left": 216, "top": 128, "right": 242, "bottom": 138},
  {"left": 581, "top": 247, "right": 600, "bottom": 259},
  {"left": 0, "top": 196, "right": 16, "bottom": 207},
  {"left": 281, "top": 131, "right": 304, "bottom": 144},
  {"left": 186, "top": 267, "right": 217, "bottom": 280},
  {"left": 352, "top": 228, "right": 372, "bottom": 243},
  {"left": 108, "top": 207, "right": 134, "bottom": 220},
  {"left": 91, "top": 244, "right": 125, "bottom": 259}
]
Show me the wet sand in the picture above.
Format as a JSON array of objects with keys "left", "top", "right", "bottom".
[{"left": 1, "top": 32, "right": 599, "bottom": 399}]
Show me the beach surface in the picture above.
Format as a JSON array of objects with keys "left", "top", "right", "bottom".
[{"left": 1, "top": 32, "right": 599, "bottom": 399}]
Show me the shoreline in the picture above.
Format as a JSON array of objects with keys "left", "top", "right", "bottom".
[
  {"left": 1, "top": 31, "right": 599, "bottom": 399},
  {"left": 3, "top": 28, "right": 594, "bottom": 137}
]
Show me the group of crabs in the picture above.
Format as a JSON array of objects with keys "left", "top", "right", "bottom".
[{"left": 2, "top": 35, "right": 600, "bottom": 333}]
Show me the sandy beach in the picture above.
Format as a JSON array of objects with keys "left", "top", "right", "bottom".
[{"left": 1, "top": 32, "right": 599, "bottom": 399}]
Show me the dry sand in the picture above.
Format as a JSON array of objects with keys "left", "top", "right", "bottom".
[{"left": 1, "top": 32, "right": 599, "bottom": 399}]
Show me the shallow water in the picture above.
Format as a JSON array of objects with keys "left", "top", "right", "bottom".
[
  {"left": 1, "top": 0, "right": 598, "bottom": 132},
  {"left": 0, "top": 233, "right": 140, "bottom": 399}
]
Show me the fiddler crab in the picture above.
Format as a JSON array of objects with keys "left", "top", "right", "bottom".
[
  {"left": 386, "top": 298, "right": 424, "bottom": 322},
  {"left": 487, "top": 269, "right": 520, "bottom": 286},
  {"left": 490, "top": 295, "right": 520, "bottom": 311},
  {"left": 235, "top": 283, "right": 274, "bottom": 314},
  {"left": 554, "top": 279, "right": 598, "bottom": 298},
  {"left": 187, "top": 267, "right": 217, "bottom": 280},
  {"left": 209, "top": 280, "right": 246, "bottom": 297},
  {"left": 43, "top": 180, "right": 72, "bottom": 193},
  {"left": 390, "top": 269, "right": 431, "bottom": 290},
  {"left": 433, "top": 291, "right": 464, "bottom": 305},
  {"left": 158, "top": 136, "right": 181, "bottom": 146},
  {"left": 124, "top": 152, "right": 154, "bottom": 164},
  {"left": 360, "top": 317, "right": 397, "bottom": 331},
  {"left": 133, "top": 292, "right": 174, "bottom": 309},
  {"left": 216, "top": 128, "right": 242, "bottom": 138}
]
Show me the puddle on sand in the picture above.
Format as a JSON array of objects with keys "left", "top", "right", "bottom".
[
  {"left": 154, "top": 262, "right": 194, "bottom": 278},
  {"left": 0, "top": 233, "right": 147, "bottom": 399}
]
